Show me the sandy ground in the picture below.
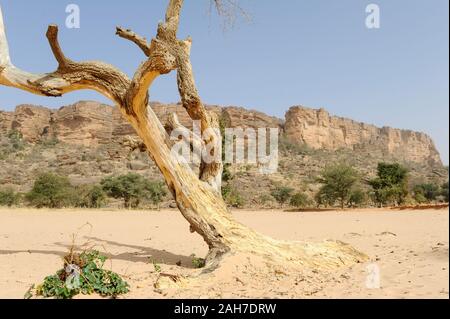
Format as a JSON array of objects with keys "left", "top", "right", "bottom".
[{"left": 0, "top": 207, "right": 448, "bottom": 299}]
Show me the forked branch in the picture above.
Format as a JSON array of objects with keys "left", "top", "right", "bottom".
[
  {"left": 0, "top": 11, "right": 130, "bottom": 105},
  {"left": 115, "top": 0, "right": 223, "bottom": 190}
]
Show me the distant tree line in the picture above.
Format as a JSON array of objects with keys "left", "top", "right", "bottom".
[
  {"left": 0, "top": 163, "right": 448, "bottom": 210},
  {"left": 268, "top": 162, "right": 449, "bottom": 210},
  {"left": 0, "top": 172, "right": 167, "bottom": 209}
]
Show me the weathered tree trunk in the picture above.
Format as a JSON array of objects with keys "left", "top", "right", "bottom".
[{"left": 0, "top": 0, "right": 367, "bottom": 276}]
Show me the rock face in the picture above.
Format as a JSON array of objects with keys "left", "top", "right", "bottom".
[
  {"left": 0, "top": 101, "right": 443, "bottom": 167},
  {"left": 54, "top": 101, "right": 114, "bottom": 146},
  {"left": 285, "top": 106, "right": 443, "bottom": 166},
  {"left": 10, "top": 105, "right": 52, "bottom": 142},
  {"left": 0, "top": 110, "right": 13, "bottom": 136}
]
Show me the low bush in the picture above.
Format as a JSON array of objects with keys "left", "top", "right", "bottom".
[
  {"left": 290, "top": 192, "right": 312, "bottom": 209},
  {"left": 26, "top": 173, "right": 76, "bottom": 208},
  {"left": 0, "top": 188, "right": 20, "bottom": 207},
  {"left": 75, "top": 185, "right": 108, "bottom": 209},
  {"left": 101, "top": 174, "right": 167, "bottom": 208},
  {"left": 347, "top": 189, "right": 368, "bottom": 208},
  {"left": 271, "top": 186, "right": 294, "bottom": 207},
  {"left": 35, "top": 250, "right": 129, "bottom": 299},
  {"left": 413, "top": 183, "right": 440, "bottom": 203}
]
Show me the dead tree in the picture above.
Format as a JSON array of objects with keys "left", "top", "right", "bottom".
[{"left": 0, "top": 1, "right": 366, "bottom": 274}]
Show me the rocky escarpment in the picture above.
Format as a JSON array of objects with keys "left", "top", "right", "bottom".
[
  {"left": 0, "top": 102, "right": 282, "bottom": 146},
  {"left": 0, "top": 101, "right": 446, "bottom": 208},
  {"left": 285, "top": 106, "right": 443, "bottom": 167},
  {"left": 0, "top": 101, "right": 443, "bottom": 168}
]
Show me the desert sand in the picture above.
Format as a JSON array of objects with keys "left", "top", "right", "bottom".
[{"left": 0, "top": 208, "right": 448, "bottom": 299}]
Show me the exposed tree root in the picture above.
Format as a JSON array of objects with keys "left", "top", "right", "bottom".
[{"left": 155, "top": 240, "right": 368, "bottom": 295}]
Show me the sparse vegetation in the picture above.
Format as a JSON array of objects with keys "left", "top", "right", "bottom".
[
  {"left": 0, "top": 130, "right": 26, "bottom": 159},
  {"left": 7, "top": 129, "right": 25, "bottom": 151},
  {"left": 279, "top": 136, "right": 312, "bottom": 155},
  {"left": 257, "top": 194, "right": 273, "bottom": 206},
  {"left": 222, "top": 184, "right": 245, "bottom": 208},
  {"left": 151, "top": 260, "right": 162, "bottom": 273}
]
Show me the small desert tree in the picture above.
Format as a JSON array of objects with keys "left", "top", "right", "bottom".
[
  {"left": 0, "top": 1, "right": 366, "bottom": 275},
  {"left": 413, "top": 183, "right": 440, "bottom": 203},
  {"left": 290, "top": 192, "right": 312, "bottom": 209},
  {"left": 369, "top": 163, "right": 408, "bottom": 207},
  {"left": 271, "top": 186, "right": 294, "bottom": 208},
  {"left": 317, "top": 164, "right": 359, "bottom": 209},
  {"left": 101, "top": 174, "right": 166, "bottom": 208},
  {"left": 26, "top": 173, "right": 75, "bottom": 208}
]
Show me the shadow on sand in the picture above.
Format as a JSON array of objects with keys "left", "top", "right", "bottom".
[{"left": 0, "top": 236, "right": 198, "bottom": 269}]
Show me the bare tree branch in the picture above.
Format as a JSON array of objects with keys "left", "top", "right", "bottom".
[
  {"left": 212, "top": 0, "right": 251, "bottom": 30},
  {"left": 117, "top": 0, "right": 223, "bottom": 191},
  {"left": 1, "top": 17, "right": 130, "bottom": 105},
  {"left": 116, "top": 27, "right": 151, "bottom": 56}
]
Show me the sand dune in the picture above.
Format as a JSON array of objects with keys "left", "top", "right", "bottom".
[{"left": 0, "top": 208, "right": 448, "bottom": 299}]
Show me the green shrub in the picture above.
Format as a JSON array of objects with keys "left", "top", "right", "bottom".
[
  {"left": 271, "top": 186, "right": 294, "bottom": 207},
  {"left": 191, "top": 255, "right": 206, "bottom": 269},
  {"left": 26, "top": 173, "right": 76, "bottom": 208},
  {"left": 146, "top": 181, "right": 167, "bottom": 206},
  {"left": 347, "top": 189, "right": 367, "bottom": 208},
  {"left": 369, "top": 163, "right": 409, "bottom": 207},
  {"left": 35, "top": 250, "right": 129, "bottom": 299},
  {"left": 316, "top": 164, "right": 359, "bottom": 209},
  {"left": 441, "top": 182, "right": 449, "bottom": 202},
  {"left": 413, "top": 183, "right": 440, "bottom": 203},
  {"left": 101, "top": 174, "right": 167, "bottom": 208},
  {"left": 290, "top": 192, "right": 312, "bottom": 208},
  {"left": 413, "top": 192, "right": 428, "bottom": 204},
  {"left": 0, "top": 188, "right": 20, "bottom": 207},
  {"left": 75, "top": 185, "right": 108, "bottom": 208}
]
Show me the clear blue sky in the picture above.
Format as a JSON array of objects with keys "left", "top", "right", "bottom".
[{"left": 0, "top": 0, "right": 448, "bottom": 164}]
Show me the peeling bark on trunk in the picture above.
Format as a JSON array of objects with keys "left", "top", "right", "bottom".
[{"left": 0, "top": 1, "right": 367, "bottom": 275}]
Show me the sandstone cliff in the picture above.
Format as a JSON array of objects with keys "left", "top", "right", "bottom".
[
  {"left": 0, "top": 101, "right": 443, "bottom": 167},
  {"left": 0, "top": 101, "right": 282, "bottom": 144},
  {"left": 285, "top": 106, "right": 443, "bottom": 167}
]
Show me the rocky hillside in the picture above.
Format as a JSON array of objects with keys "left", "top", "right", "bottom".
[{"left": 0, "top": 101, "right": 446, "bottom": 208}]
